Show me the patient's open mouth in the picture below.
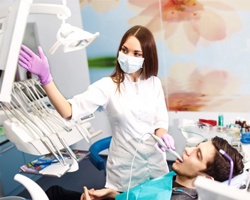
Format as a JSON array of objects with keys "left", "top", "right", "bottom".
[{"left": 175, "top": 157, "right": 183, "bottom": 163}]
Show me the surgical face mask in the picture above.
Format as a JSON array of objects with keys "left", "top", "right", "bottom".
[{"left": 118, "top": 51, "right": 144, "bottom": 73}]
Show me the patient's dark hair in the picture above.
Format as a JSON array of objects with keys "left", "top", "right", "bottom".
[{"left": 202, "top": 136, "right": 244, "bottom": 182}]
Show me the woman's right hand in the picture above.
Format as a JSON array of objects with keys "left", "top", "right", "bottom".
[{"left": 18, "top": 45, "right": 53, "bottom": 85}]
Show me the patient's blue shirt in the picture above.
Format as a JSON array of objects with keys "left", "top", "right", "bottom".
[
  {"left": 115, "top": 171, "right": 176, "bottom": 200},
  {"left": 115, "top": 171, "right": 198, "bottom": 200}
]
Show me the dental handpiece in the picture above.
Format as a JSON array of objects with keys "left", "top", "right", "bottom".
[{"left": 151, "top": 134, "right": 183, "bottom": 162}]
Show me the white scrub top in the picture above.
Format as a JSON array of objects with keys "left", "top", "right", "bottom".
[{"left": 68, "top": 74, "right": 169, "bottom": 191}]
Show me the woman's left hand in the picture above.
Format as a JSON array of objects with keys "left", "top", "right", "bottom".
[{"left": 160, "top": 134, "right": 176, "bottom": 151}]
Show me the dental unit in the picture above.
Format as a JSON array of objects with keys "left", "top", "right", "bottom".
[
  {"left": 0, "top": 0, "right": 101, "bottom": 175},
  {"left": 0, "top": 0, "right": 99, "bottom": 103}
]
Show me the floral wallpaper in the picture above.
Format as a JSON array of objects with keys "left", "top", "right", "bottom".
[{"left": 80, "top": 0, "right": 250, "bottom": 112}]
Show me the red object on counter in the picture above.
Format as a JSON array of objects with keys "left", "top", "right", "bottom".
[{"left": 199, "top": 119, "right": 217, "bottom": 126}]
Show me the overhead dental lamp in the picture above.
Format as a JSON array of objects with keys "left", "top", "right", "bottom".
[
  {"left": 29, "top": 1, "right": 100, "bottom": 54},
  {"left": 49, "top": 23, "right": 100, "bottom": 54}
]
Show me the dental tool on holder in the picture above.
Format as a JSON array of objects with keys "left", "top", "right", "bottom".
[
  {"left": 8, "top": 92, "right": 66, "bottom": 166},
  {"left": 2, "top": 79, "right": 103, "bottom": 174},
  {"left": 31, "top": 80, "right": 102, "bottom": 141},
  {"left": 150, "top": 133, "right": 183, "bottom": 162}
]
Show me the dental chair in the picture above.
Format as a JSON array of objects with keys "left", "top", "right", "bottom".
[
  {"left": 88, "top": 136, "right": 111, "bottom": 174},
  {"left": 0, "top": 174, "right": 48, "bottom": 200},
  {"left": 14, "top": 174, "right": 48, "bottom": 200},
  {"left": 0, "top": 134, "right": 107, "bottom": 200},
  {"left": 195, "top": 173, "right": 250, "bottom": 200}
]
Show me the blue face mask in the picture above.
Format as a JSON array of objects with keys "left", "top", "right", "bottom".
[{"left": 118, "top": 51, "right": 144, "bottom": 74}]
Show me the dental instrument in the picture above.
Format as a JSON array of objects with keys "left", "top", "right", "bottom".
[
  {"left": 126, "top": 132, "right": 180, "bottom": 200},
  {"left": 33, "top": 160, "right": 59, "bottom": 167},
  {"left": 7, "top": 99, "right": 65, "bottom": 165},
  {"left": 30, "top": 80, "right": 73, "bottom": 132},
  {"left": 14, "top": 81, "right": 83, "bottom": 168},
  {"left": 32, "top": 79, "right": 99, "bottom": 142},
  {"left": 19, "top": 81, "right": 76, "bottom": 161},
  {"left": 3, "top": 79, "right": 102, "bottom": 171},
  {"left": 5, "top": 84, "right": 66, "bottom": 165},
  {"left": 150, "top": 133, "right": 183, "bottom": 162},
  {"left": 11, "top": 84, "right": 67, "bottom": 165}
]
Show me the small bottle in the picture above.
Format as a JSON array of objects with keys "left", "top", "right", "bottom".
[
  {"left": 229, "top": 119, "right": 234, "bottom": 128},
  {"left": 241, "top": 118, "right": 247, "bottom": 134},
  {"left": 217, "top": 114, "right": 224, "bottom": 132}
]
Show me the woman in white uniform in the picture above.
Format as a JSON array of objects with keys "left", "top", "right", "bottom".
[{"left": 18, "top": 25, "right": 176, "bottom": 192}]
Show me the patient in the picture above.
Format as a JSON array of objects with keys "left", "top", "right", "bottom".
[
  {"left": 46, "top": 136, "right": 244, "bottom": 200},
  {"left": 81, "top": 137, "right": 244, "bottom": 200}
]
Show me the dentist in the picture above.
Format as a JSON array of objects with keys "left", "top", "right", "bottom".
[{"left": 18, "top": 25, "right": 175, "bottom": 192}]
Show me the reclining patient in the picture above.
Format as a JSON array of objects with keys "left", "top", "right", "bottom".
[{"left": 46, "top": 136, "right": 244, "bottom": 200}]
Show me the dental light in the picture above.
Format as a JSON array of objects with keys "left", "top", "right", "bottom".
[
  {"left": 49, "top": 23, "right": 100, "bottom": 54},
  {"left": 29, "top": 1, "right": 100, "bottom": 54}
]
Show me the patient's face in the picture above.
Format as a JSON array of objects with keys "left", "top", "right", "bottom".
[{"left": 172, "top": 141, "right": 216, "bottom": 178}]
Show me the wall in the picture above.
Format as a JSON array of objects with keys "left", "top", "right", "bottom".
[
  {"left": 80, "top": 1, "right": 250, "bottom": 114},
  {"left": 75, "top": 1, "right": 250, "bottom": 158},
  {"left": 10, "top": 0, "right": 250, "bottom": 160}
]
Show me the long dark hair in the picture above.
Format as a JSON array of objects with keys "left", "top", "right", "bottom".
[{"left": 110, "top": 25, "right": 158, "bottom": 92}]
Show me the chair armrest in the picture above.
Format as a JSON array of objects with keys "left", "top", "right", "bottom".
[{"left": 89, "top": 136, "right": 111, "bottom": 170}]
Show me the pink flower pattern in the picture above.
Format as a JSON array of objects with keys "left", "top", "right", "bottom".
[
  {"left": 128, "top": 0, "right": 250, "bottom": 53},
  {"left": 80, "top": 0, "right": 119, "bottom": 13},
  {"left": 161, "top": 62, "right": 250, "bottom": 112}
]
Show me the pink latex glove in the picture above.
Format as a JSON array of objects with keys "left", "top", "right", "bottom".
[
  {"left": 160, "top": 134, "right": 176, "bottom": 152},
  {"left": 18, "top": 45, "right": 52, "bottom": 85}
]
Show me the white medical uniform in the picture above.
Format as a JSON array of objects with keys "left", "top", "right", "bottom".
[{"left": 68, "top": 74, "right": 169, "bottom": 192}]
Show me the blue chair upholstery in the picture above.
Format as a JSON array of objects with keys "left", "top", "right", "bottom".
[{"left": 89, "top": 136, "right": 112, "bottom": 171}]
